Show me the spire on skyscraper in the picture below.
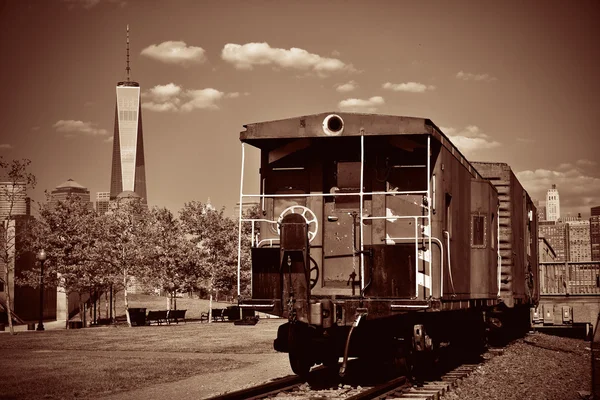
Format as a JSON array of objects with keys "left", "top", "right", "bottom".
[{"left": 126, "top": 24, "right": 131, "bottom": 82}]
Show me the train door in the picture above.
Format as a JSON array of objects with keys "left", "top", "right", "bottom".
[{"left": 321, "top": 161, "right": 361, "bottom": 295}]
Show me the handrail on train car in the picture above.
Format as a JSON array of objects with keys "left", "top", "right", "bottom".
[{"left": 236, "top": 134, "right": 434, "bottom": 300}]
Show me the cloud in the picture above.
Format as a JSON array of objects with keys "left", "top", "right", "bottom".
[
  {"left": 338, "top": 96, "right": 384, "bottom": 113},
  {"left": 456, "top": 71, "right": 497, "bottom": 82},
  {"left": 53, "top": 120, "right": 108, "bottom": 137},
  {"left": 141, "top": 41, "right": 207, "bottom": 66},
  {"left": 180, "top": 89, "right": 225, "bottom": 111},
  {"left": 516, "top": 166, "right": 600, "bottom": 218},
  {"left": 382, "top": 82, "right": 436, "bottom": 93},
  {"left": 142, "top": 83, "right": 240, "bottom": 112},
  {"left": 104, "top": 136, "right": 114, "bottom": 144},
  {"left": 335, "top": 80, "right": 358, "bottom": 93},
  {"left": 221, "top": 42, "right": 356, "bottom": 76},
  {"left": 0, "top": 144, "right": 13, "bottom": 150},
  {"left": 576, "top": 159, "right": 597, "bottom": 168},
  {"left": 439, "top": 125, "right": 500, "bottom": 155}
]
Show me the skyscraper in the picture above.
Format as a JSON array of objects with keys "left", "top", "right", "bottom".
[
  {"left": 546, "top": 184, "right": 560, "bottom": 222},
  {"left": 0, "top": 182, "right": 30, "bottom": 219},
  {"left": 591, "top": 206, "right": 600, "bottom": 261},
  {"left": 566, "top": 216, "right": 591, "bottom": 262},
  {"left": 96, "top": 192, "right": 110, "bottom": 215},
  {"left": 110, "top": 25, "right": 147, "bottom": 204}
]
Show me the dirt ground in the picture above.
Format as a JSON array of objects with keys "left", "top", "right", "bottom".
[{"left": 0, "top": 318, "right": 593, "bottom": 399}]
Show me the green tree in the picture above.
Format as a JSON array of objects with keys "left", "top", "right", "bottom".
[
  {"left": 180, "top": 202, "right": 239, "bottom": 321},
  {"left": 23, "top": 193, "right": 101, "bottom": 327},
  {"left": 0, "top": 157, "right": 36, "bottom": 335},
  {"left": 96, "top": 198, "right": 149, "bottom": 326},
  {"left": 143, "top": 207, "right": 204, "bottom": 310}
]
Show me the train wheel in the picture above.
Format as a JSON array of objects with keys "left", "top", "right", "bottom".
[
  {"left": 288, "top": 324, "right": 313, "bottom": 377},
  {"left": 289, "top": 350, "right": 312, "bottom": 377}
]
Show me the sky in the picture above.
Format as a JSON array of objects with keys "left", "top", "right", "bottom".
[{"left": 0, "top": 0, "right": 599, "bottom": 218}]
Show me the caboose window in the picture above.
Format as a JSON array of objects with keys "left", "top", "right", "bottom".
[
  {"left": 471, "top": 214, "right": 486, "bottom": 248},
  {"left": 334, "top": 161, "right": 361, "bottom": 209}
]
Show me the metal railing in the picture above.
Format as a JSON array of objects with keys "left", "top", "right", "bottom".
[
  {"left": 236, "top": 136, "right": 436, "bottom": 299},
  {"left": 539, "top": 261, "right": 600, "bottom": 295}
]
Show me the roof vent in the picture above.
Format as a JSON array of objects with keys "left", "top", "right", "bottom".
[{"left": 322, "top": 114, "right": 344, "bottom": 136}]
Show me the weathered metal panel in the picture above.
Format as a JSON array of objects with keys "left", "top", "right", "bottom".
[
  {"left": 469, "top": 179, "right": 499, "bottom": 299},
  {"left": 363, "top": 244, "right": 416, "bottom": 298},
  {"left": 472, "top": 162, "right": 539, "bottom": 307}
]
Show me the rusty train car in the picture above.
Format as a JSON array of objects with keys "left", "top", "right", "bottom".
[{"left": 235, "top": 113, "right": 538, "bottom": 376}]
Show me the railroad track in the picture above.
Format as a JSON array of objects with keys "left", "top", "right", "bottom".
[{"left": 206, "top": 349, "right": 502, "bottom": 400}]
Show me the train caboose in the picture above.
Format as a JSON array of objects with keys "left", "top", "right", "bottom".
[{"left": 235, "top": 113, "right": 537, "bottom": 376}]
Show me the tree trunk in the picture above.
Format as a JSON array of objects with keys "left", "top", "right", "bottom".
[
  {"left": 104, "top": 291, "right": 109, "bottom": 320},
  {"left": 174, "top": 293, "right": 177, "bottom": 311},
  {"left": 4, "top": 269, "right": 15, "bottom": 335},
  {"left": 166, "top": 293, "right": 170, "bottom": 310},
  {"left": 208, "top": 292, "right": 213, "bottom": 324},
  {"left": 124, "top": 268, "right": 130, "bottom": 327}
]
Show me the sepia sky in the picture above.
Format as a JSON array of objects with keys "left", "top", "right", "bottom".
[{"left": 0, "top": 0, "right": 599, "bottom": 218}]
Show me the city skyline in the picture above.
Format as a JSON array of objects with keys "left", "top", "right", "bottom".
[{"left": 0, "top": 1, "right": 599, "bottom": 217}]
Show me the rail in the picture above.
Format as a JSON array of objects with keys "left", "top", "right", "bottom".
[
  {"left": 236, "top": 136, "right": 435, "bottom": 299},
  {"left": 539, "top": 261, "right": 600, "bottom": 295}
]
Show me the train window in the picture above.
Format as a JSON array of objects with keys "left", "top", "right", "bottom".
[
  {"left": 471, "top": 214, "right": 487, "bottom": 248},
  {"left": 335, "top": 162, "right": 361, "bottom": 209},
  {"left": 387, "top": 165, "right": 427, "bottom": 192}
]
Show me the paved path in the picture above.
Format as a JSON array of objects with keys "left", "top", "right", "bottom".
[
  {"left": 101, "top": 352, "right": 293, "bottom": 399},
  {"left": 1, "top": 319, "right": 66, "bottom": 333}
]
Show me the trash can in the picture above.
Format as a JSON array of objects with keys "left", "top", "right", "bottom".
[
  {"left": 127, "top": 308, "right": 147, "bottom": 326},
  {"left": 227, "top": 306, "right": 255, "bottom": 321}
]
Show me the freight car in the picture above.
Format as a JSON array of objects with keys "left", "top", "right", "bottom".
[{"left": 235, "top": 113, "right": 538, "bottom": 377}]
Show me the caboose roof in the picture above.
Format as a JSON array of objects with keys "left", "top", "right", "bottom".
[{"left": 241, "top": 112, "right": 482, "bottom": 179}]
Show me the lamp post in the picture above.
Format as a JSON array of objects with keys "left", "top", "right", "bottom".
[{"left": 36, "top": 249, "right": 47, "bottom": 331}]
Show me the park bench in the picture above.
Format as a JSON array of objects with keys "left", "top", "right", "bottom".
[
  {"left": 146, "top": 310, "right": 168, "bottom": 325},
  {"left": 200, "top": 311, "right": 209, "bottom": 323},
  {"left": 167, "top": 309, "right": 187, "bottom": 324},
  {"left": 211, "top": 308, "right": 227, "bottom": 322}
]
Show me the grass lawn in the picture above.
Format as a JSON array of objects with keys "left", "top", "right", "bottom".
[{"left": 0, "top": 319, "right": 284, "bottom": 399}]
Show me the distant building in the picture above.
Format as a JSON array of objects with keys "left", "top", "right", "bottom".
[
  {"left": 0, "top": 182, "right": 30, "bottom": 218},
  {"left": 536, "top": 201, "right": 546, "bottom": 222},
  {"left": 545, "top": 184, "right": 560, "bottom": 222},
  {"left": 566, "top": 217, "right": 591, "bottom": 262},
  {"left": 538, "top": 236, "right": 557, "bottom": 263},
  {"left": 539, "top": 220, "right": 569, "bottom": 261},
  {"left": 1, "top": 216, "right": 56, "bottom": 323},
  {"left": 96, "top": 191, "right": 110, "bottom": 215},
  {"left": 50, "top": 179, "right": 93, "bottom": 210},
  {"left": 109, "top": 26, "right": 147, "bottom": 205},
  {"left": 591, "top": 206, "right": 600, "bottom": 261}
]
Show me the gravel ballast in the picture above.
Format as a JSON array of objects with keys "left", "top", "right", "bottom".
[{"left": 442, "top": 332, "right": 591, "bottom": 400}]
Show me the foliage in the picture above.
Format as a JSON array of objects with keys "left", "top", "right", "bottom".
[
  {"left": 22, "top": 193, "right": 109, "bottom": 298},
  {"left": 142, "top": 207, "right": 205, "bottom": 297},
  {"left": 0, "top": 157, "right": 36, "bottom": 333},
  {"left": 180, "top": 202, "right": 242, "bottom": 297}
]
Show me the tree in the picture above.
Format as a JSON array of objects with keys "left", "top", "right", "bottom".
[
  {"left": 143, "top": 207, "right": 204, "bottom": 310},
  {"left": 180, "top": 202, "right": 239, "bottom": 321},
  {"left": 96, "top": 198, "right": 149, "bottom": 326},
  {"left": 0, "top": 157, "right": 36, "bottom": 335},
  {"left": 23, "top": 193, "right": 101, "bottom": 327}
]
